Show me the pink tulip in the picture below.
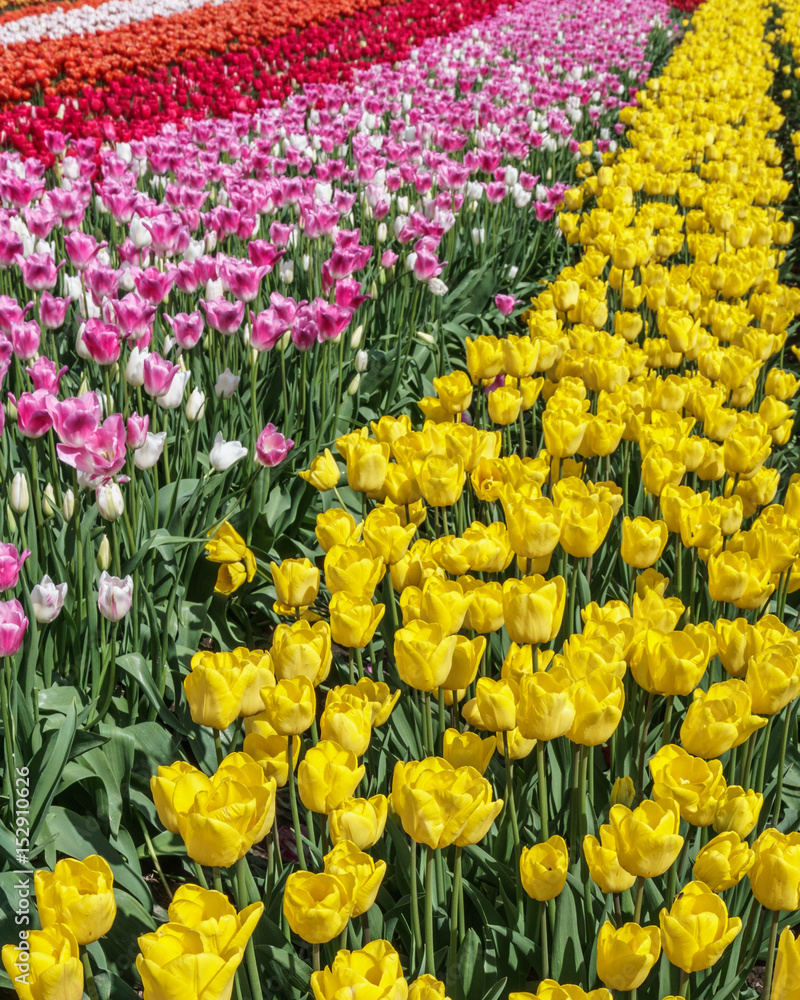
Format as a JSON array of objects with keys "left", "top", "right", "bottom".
[
  {"left": 200, "top": 298, "right": 245, "bottom": 335},
  {"left": 269, "top": 222, "right": 293, "bottom": 247},
  {"left": 219, "top": 258, "right": 268, "bottom": 303},
  {"left": 0, "top": 544, "right": 31, "bottom": 592},
  {"left": 81, "top": 319, "right": 121, "bottom": 366},
  {"left": 30, "top": 575, "right": 67, "bottom": 624},
  {"left": 8, "top": 390, "right": 53, "bottom": 438},
  {"left": 126, "top": 412, "right": 150, "bottom": 449},
  {"left": 97, "top": 571, "right": 133, "bottom": 622},
  {"left": 0, "top": 295, "right": 30, "bottom": 333},
  {"left": 255, "top": 423, "right": 294, "bottom": 467},
  {"left": 0, "top": 598, "right": 28, "bottom": 656},
  {"left": 47, "top": 393, "right": 101, "bottom": 447},
  {"left": 64, "top": 231, "right": 107, "bottom": 271},
  {"left": 143, "top": 352, "right": 180, "bottom": 398},
  {"left": 16, "top": 253, "right": 64, "bottom": 292},
  {"left": 133, "top": 266, "right": 175, "bottom": 306},
  {"left": 163, "top": 311, "right": 204, "bottom": 350},
  {"left": 111, "top": 293, "right": 157, "bottom": 341},
  {"left": 248, "top": 241, "right": 285, "bottom": 271},
  {"left": 57, "top": 413, "right": 127, "bottom": 482},
  {"left": 10, "top": 320, "right": 40, "bottom": 361},
  {"left": 495, "top": 294, "right": 520, "bottom": 316},
  {"left": 39, "top": 291, "right": 70, "bottom": 330},
  {"left": 315, "top": 300, "right": 353, "bottom": 343},
  {"left": 249, "top": 309, "right": 286, "bottom": 352},
  {"left": 26, "top": 356, "right": 68, "bottom": 394},
  {"left": 335, "top": 279, "right": 369, "bottom": 311}
]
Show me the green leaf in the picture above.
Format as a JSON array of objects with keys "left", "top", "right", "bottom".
[
  {"left": 116, "top": 654, "right": 189, "bottom": 735},
  {"left": 549, "top": 878, "right": 584, "bottom": 983},
  {"left": 457, "top": 928, "right": 484, "bottom": 1000},
  {"left": 28, "top": 700, "right": 78, "bottom": 845}
]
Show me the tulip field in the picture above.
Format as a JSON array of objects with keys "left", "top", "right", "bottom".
[{"left": 3, "top": 0, "right": 800, "bottom": 995}]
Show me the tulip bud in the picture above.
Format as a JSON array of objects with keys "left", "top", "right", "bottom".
[
  {"left": 97, "top": 571, "right": 134, "bottom": 622},
  {"left": 30, "top": 575, "right": 68, "bottom": 624},
  {"left": 611, "top": 776, "right": 636, "bottom": 808},
  {"left": 355, "top": 350, "right": 369, "bottom": 373},
  {"left": 97, "top": 483, "right": 124, "bottom": 522},
  {"left": 376, "top": 222, "right": 388, "bottom": 242},
  {"left": 185, "top": 388, "right": 206, "bottom": 423},
  {"left": 42, "top": 483, "right": 56, "bottom": 518},
  {"left": 350, "top": 325, "right": 364, "bottom": 350},
  {"left": 347, "top": 374, "right": 361, "bottom": 396},
  {"left": 5, "top": 508, "right": 16, "bottom": 533},
  {"left": 62, "top": 489, "right": 75, "bottom": 521},
  {"left": 97, "top": 535, "right": 111, "bottom": 571},
  {"left": 10, "top": 473, "right": 29, "bottom": 513}
]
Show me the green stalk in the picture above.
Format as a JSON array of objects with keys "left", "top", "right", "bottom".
[
  {"left": 633, "top": 875, "right": 646, "bottom": 925},
  {"left": 287, "top": 734, "right": 307, "bottom": 870},
  {"left": 754, "top": 716, "right": 775, "bottom": 797},
  {"left": 540, "top": 900, "right": 549, "bottom": 981},
  {"left": 771, "top": 704, "right": 793, "bottom": 825},
  {"left": 447, "top": 846, "right": 463, "bottom": 998},
  {"left": 425, "top": 846, "right": 436, "bottom": 976},
  {"left": 81, "top": 951, "right": 100, "bottom": 1000},
  {"left": 410, "top": 839, "right": 423, "bottom": 965},
  {"left": 237, "top": 857, "right": 265, "bottom": 1000},
  {"left": 662, "top": 696, "right": 674, "bottom": 748},
  {"left": 762, "top": 910, "right": 780, "bottom": 1000},
  {"left": 636, "top": 692, "right": 655, "bottom": 800},
  {"left": 503, "top": 731, "right": 523, "bottom": 918},
  {"left": 537, "top": 739, "right": 549, "bottom": 840}
]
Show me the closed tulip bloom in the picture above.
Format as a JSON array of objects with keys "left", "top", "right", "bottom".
[
  {"left": 749, "top": 829, "right": 800, "bottom": 910},
  {"left": 610, "top": 798, "right": 683, "bottom": 878},
  {"left": 475, "top": 677, "right": 518, "bottom": 732},
  {"left": 321, "top": 701, "right": 373, "bottom": 757},
  {"left": 517, "top": 670, "right": 575, "bottom": 742},
  {"left": 271, "top": 558, "right": 320, "bottom": 609},
  {"left": 283, "top": 870, "right": 355, "bottom": 944},
  {"left": 330, "top": 592, "right": 385, "bottom": 650},
  {"left": 336, "top": 678, "right": 401, "bottom": 727},
  {"left": 693, "top": 831, "right": 754, "bottom": 891},
  {"left": 345, "top": 439, "right": 390, "bottom": 494},
  {"left": 150, "top": 761, "right": 207, "bottom": 835},
  {"left": 503, "top": 496, "right": 563, "bottom": 560},
  {"left": 746, "top": 642, "right": 800, "bottom": 715},
  {"left": 299, "top": 740, "right": 365, "bottom": 814},
  {"left": 596, "top": 921, "right": 661, "bottom": 991},
  {"left": 502, "top": 575, "right": 566, "bottom": 645},
  {"left": 463, "top": 582, "right": 505, "bottom": 634},
  {"left": 172, "top": 754, "right": 276, "bottom": 868},
  {"left": 443, "top": 635, "right": 486, "bottom": 691},
  {"left": 2, "top": 925, "right": 83, "bottom": 1000},
  {"left": 771, "top": 927, "right": 800, "bottom": 1000},
  {"left": 583, "top": 825, "right": 637, "bottom": 894},
  {"left": 620, "top": 517, "right": 669, "bottom": 569},
  {"left": 300, "top": 448, "right": 341, "bottom": 491},
  {"left": 488, "top": 386, "right": 523, "bottom": 425},
  {"left": 136, "top": 920, "right": 249, "bottom": 1000},
  {"left": 415, "top": 455, "right": 466, "bottom": 507},
  {"left": 611, "top": 776, "right": 636, "bottom": 808},
  {"left": 713, "top": 786, "right": 763, "bottom": 839},
  {"left": 520, "top": 836, "right": 569, "bottom": 901},
  {"left": 401, "top": 578, "right": 474, "bottom": 635},
  {"left": 706, "top": 551, "right": 752, "bottom": 604},
  {"left": 466, "top": 335, "right": 503, "bottom": 382},
  {"left": 542, "top": 408, "right": 587, "bottom": 458},
  {"left": 34, "top": 855, "right": 116, "bottom": 945},
  {"left": 659, "top": 881, "right": 741, "bottom": 972},
  {"left": 316, "top": 509, "right": 362, "bottom": 552},
  {"left": 184, "top": 650, "right": 274, "bottom": 731},
  {"left": 433, "top": 370, "right": 473, "bottom": 414},
  {"left": 559, "top": 498, "right": 615, "bottom": 558},
  {"left": 242, "top": 732, "right": 300, "bottom": 787},
  {"left": 394, "top": 621, "right": 457, "bottom": 692},
  {"left": 260, "top": 675, "right": 315, "bottom": 736},
  {"left": 443, "top": 729, "right": 495, "bottom": 775},
  {"left": 363, "top": 507, "right": 416, "bottom": 564},
  {"left": 271, "top": 620, "right": 332, "bottom": 685},
  {"left": 205, "top": 522, "right": 257, "bottom": 579},
  {"left": 325, "top": 543, "right": 385, "bottom": 601},
  {"left": 311, "top": 939, "right": 408, "bottom": 1000},
  {"left": 408, "top": 974, "right": 448, "bottom": 1000},
  {"left": 324, "top": 840, "right": 386, "bottom": 916},
  {"left": 329, "top": 795, "right": 389, "bottom": 850},
  {"left": 495, "top": 726, "right": 537, "bottom": 761},
  {"left": 680, "top": 681, "right": 767, "bottom": 758},
  {"left": 567, "top": 670, "right": 624, "bottom": 746}
]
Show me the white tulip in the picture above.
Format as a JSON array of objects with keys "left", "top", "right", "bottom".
[
  {"left": 134, "top": 432, "right": 166, "bottom": 470},
  {"left": 31, "top": 576, "right": 68, "bottom": 624},
  {"left": 209, "top": 433, "right": 248, "bottom": 472}
]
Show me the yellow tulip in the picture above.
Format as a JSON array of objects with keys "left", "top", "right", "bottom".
[
  {"left": 2, "top": 925, "right": 83, "bottom": 1000},
  {"left": 596, "top": 921, "right": 661, "bottom": 991},
  {"left": 242, "top": 732, "right": 300, "bottom": 787},
  {"left": 488, "top": 386, "right": 523, "bottom": 425},
  {"left": 34, "top": 856, "right": 116, "bottom": 945},
  {"left": 659, "top": 881, "right": 741, "bottom": 973},
  {"left": 542, "top": 408, "right": 587, "bottom": 459},
  {"left": 325, "top": 543, "right": 385, "bottom": 601},
  {"left": 502, "top": 575, "right": 566, "bottom": 645},
  {"left": 260, "top": 675, "right": 315, "bottom": 736},
  {"left": 184, "top": 648, "right": 274, "bottom": 731},
  {"left": 693, "top": 831, "right": 754, "bottom": 892},
  {"left": 337, "top": 677, "right": 401, "bottom": 726},
  {"left": 324, "top": 840, "right": 386, "bottom": 916},
  {"left": 271, "top": 620, "right": 332, "bottom": 685},
  {"left": 610, "top": 776, "right": 636, "bottom": 808},
  {"left": 567, "top": 670, "right": 624, "bottom": 746},
  {"left": 620, "top": 517, "right": 669, "bottom": 569},
  {"left": 150, "top": 761, "right": 207, "bottom": 835},
  {"left": 680, "top": 680, "right": 767, "bottom": 758},
  {"left": 320, "top": 701, "right": 373, "bottom": 757},
  {"left": 329, "top": 592, "right": 385, "bottom": 649},
  {"left": 749, "top": 829, "right": 800, "bottom": 910},
  {"left": 520, "top": 836, "right": 569, "bottom": 901},
  {"left": 298, "top": 740, "right": 365, "bottom": 814},
  {"left": 271, "top": 557, "right": 320, "bottom": 609},
  {"left": 363, "top": 507, "right": 417, "bottom": 564},
  {"left": 283, "top": 870, "right": 355, "bottom": 943},
  {"left": 517, "top": 670, "right": 575, "bottom": 742},
  {"left": 414, "top": 455, "right": 466, "bottom": 507},
  {"left": 609, "top": 798, "right": 683, "bottom": 878},
  {"left": 583, "top": 825, "right": 637, "bottom": 894},
  {"left": 475, "top": 677, "right": 518, "bottom": 732},
  {"left": 442, "top": 729, "right": 495, "bottom": 775},
  {"left": 166, "top": 884, "right": 263, "bottom": 953},
  {"left": 746, "top": 642, "right": 800, "bottom": 715},
  {"left": 328, "top": 795, "right": 389, "bottom": 850},
  {"left": 503, "top": 496, "right": 563, "bottom": 560},
  {"left": 649, "top": 744, "right": 727, "bottom": 827},
  {"left": 345, "top": 439, "right": 390, "bottom": 494},
  {"left": 315, "top": 508, "right": 362, "bottom": 551},
  {"left": 558, "top": 498, "right": 614, "bottom": 559},
  {"left": 632, "top": 628, "right": 710, "bottom": 696},
  {"left": 466, "top": 335, "right": 503, "bottom": 382},
  {"left": 299, "top": 448, "right": 341, "bottom": 491},
  {"left": 771, "top": 927, "right": 800, "bottom": 1000},
  {"left": 394, "top": 621, "right": 457, "bottom": 692},
  {"left": 462, "top": 581, "right": 505, "bottom": 634},
  {"left": 713, "top": 785, "right": 763, "bottom": 839},
  {"left": 311, "top": 940, "right": 407, "bottom": 1000}
]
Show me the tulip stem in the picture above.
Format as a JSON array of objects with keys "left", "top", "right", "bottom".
[
  {"left": 503, "top": 731, "right": 523, "bottom": 919},
  {"left": 537, "top": 740, "right": 549, "bottom": 840},
  {"left": 635, "top": 692, "right": 654, "bottom": 801},
  {"left": 613, "top": 892, "right": 622, "bottom": 928},
  {"left": 754, "top": 715, "right": 774, "bottom": 797},
  {"left": 740, "top": 730, "right": 756, "bottom": 789},
  {"left": 312, "top": 943, "right": 320, "bottom": 972},
  {"left": 410, "top": 839, "right": 423, "bottom": 965},
  {"left": 447, "top": 846, "right": 463, "bottom": 997},
  {"left": 633, "top": 875, "right": 645, "bottom": 925},
  {"left": 763, "top": 908, "right": 780, "bottom": 1000},
  {"left": 425, "top": 846, "right": 436, "bottom": 976},
  {"left": 424, "top": 692, "right": 435, "bottom": 757},
  {"left": 661, "top": 696, "right": 674, "bottom": 748},
  {"left": 81, "top": 950, "right": 100, "bottom": 1000},
  {"left": 236, "top": 858, "right": 265, "bottom": 1000},
  {"left": 771, "top": 704, "right": 794, "bottom": 825},
  {"left": 214, "top": 733, "right": 225, "bottom": 767},
  {"left": 193, "top": 861, "right": 209, "bottom": 889},
  {"left": 540, "top": 900, "right": 549, "bottom": 981},
  {"left": 677, "top": 970, "right": 690, "bottom": 999},
  {"left": 287, "top": 735, "right": 307, "bottom": 870}
]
